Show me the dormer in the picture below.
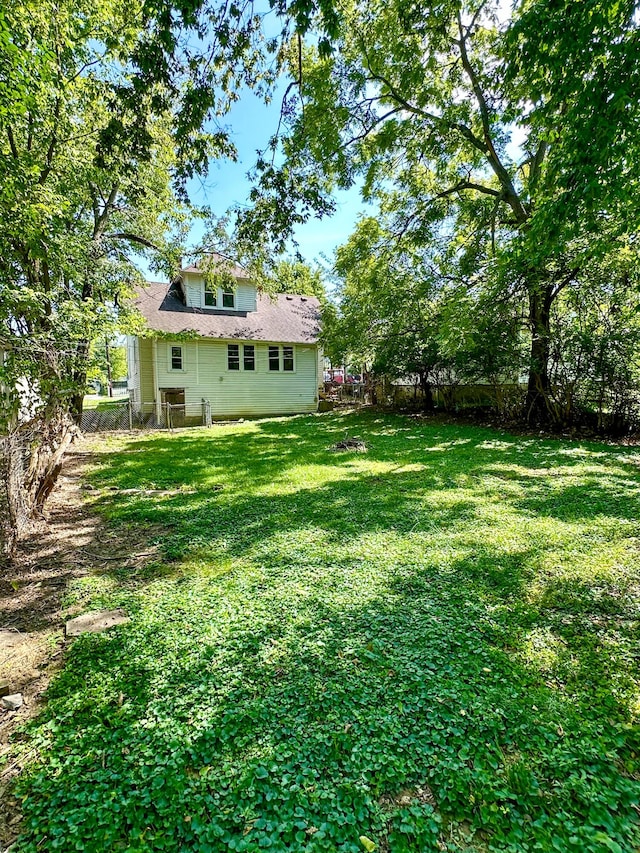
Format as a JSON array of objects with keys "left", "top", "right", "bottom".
[{"left": 178, "top": 255, "right": 258, "bottom": 313}]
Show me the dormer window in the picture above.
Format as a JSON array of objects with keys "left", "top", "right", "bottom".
[
  {"left": 204, "top": 283, "right": 216, "bottom": 307},
  {"left": 222, "top": 290, "right": 235, "bottom": 309}
]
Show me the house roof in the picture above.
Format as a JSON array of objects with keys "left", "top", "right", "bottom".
[
  {"left": 179, "top": 252, "right": 250, "bottom": 280},
  {"left": 133, "top": 282, "right": 321, "bottom": 345},
  {"left": 180, "top": 253, "right": 250, "bottom": 280}
]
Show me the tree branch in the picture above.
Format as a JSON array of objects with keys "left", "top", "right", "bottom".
[
  {"left": 363, "top": 63, "right": 489, "bottom": 158},
  {"left": 435, "top": 180, "right": 501, "bottom": 200},
  {"left": 529, "top": 139, "right": 547, "bottom": 193},
  {"left": 38, "top": 97, "right": 62, "bottom": 185},
  {"left": 105, "top": 232, "right": 163, "bottom": 251},
  {"left": 551, "top": 266, "right": 580, "bottom": 300},
  {"left": 6, "top": 126, "right": 19, "bottom": 159},
  {"left": 93, "top": 183, "right": 120, "bottom": 239},
  {"left": 456, "top": 13, "right": 528, "bottom": 224}
]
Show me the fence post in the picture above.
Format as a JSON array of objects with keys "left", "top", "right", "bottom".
[{"left": 128, "top": 399, "right": 133, "bottom": 431}]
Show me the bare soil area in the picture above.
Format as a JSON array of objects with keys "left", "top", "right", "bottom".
[{"left": 0, "top": 439, "right": 157, "bottom": 849}]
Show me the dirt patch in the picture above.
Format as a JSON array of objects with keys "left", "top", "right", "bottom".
[
  {"left": 377, "top": 785, "right": 438, "bottom": 853},
  {"left": 378, "top": 785, "right": 437, "bottom": 811},
  {"left": 329, "top": 435, "right": 368, "bottom": 452},
  {"left": 0, "top": 439, "right": 159, "bottom": 849}
]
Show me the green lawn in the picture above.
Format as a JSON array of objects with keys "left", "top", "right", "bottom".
[
  {"left": 83, "top": 394, "right": 128, "bottom": 410},
  {"left": 14, "top": 412, "right": 640, "bottom": 852}
]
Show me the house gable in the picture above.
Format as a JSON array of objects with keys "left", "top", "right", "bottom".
[
  {"left": 182, "top": 270, "right": 257, "bottom": 313},
  {"left": 128, "top": 260, "right": 322, "bottom": 419}
]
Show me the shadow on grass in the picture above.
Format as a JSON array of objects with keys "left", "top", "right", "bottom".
[
  {"left": 13, "top": 411, "right": 640, "bottom": 852},
  {"left": 15, "top": 551, "right": 640, "bottom": 852}
]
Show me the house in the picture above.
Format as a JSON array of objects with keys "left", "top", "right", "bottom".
[{"left": 127, "top": 258, "right": 322, "bottom": 421}]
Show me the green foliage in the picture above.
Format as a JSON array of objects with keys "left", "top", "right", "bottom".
[
  {"left": 505, "top": 0, "right": 640, "bottom": 238},
  {"left": 325, "top": 215, "right": 525, "bottom": 410},
  {"left": 0, "top": 0, "right": 305, "bottom": 425},
  {"left": 11, "top": 413, "right": 640, "bottom": 851},
  {"left": 0, "top": 0, "right": 184, "bottom": 423},
  {"left": 269, "top": 259, "right": 326, "bottom": 298},
  {"left": 86, "top": 340, "right": 128, "bottom": 387},
  {"left": 240, "top": 0, "right": 640, "bottom": 426}
]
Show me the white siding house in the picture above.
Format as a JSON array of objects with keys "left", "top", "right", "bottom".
[{"left": 128, "top": 258, "right": 322, "bottom": 420}]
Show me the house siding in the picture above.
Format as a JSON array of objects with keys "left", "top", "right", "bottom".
[
  {"left": 126, "top": 336, "right": 141, "bottom": 401},
  {"left": 185, "top": 279, "right": 203, "bottom": 309},
  {"left": 183, "top": 274, "right": 257, "bottom": 313},
  {"left": 138, "top": 337, "right": 318, "bottom": 417},
  {"left": 233, "top": 283, "right": 257, "bottom": 312},
  {"left": 139, "top": 338, "right": 155, "bottom": 405}
]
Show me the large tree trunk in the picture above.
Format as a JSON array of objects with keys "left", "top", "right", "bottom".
[
  {"left": 70, "top": 339, "right": 90, "bottom": 425},
  {"left": 1, "top": 410, "right": 77, "bottom": 555},
  {"left": 524, "top": 284, "right": 554, "bottom": 425},
  {"left": 419, "top": 372, "right": 435, "bottom": 411}
]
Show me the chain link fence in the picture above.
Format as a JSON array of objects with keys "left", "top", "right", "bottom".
[{"left": 80, "top": 400, "right": 213, "bottom": 433}]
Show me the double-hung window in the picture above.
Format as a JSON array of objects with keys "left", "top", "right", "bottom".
[
  {"left": 204, "top": 284, "right": 216, "bottom": 307},
  {"left": 268, "top": 346, "right": 280, "bottom": 371},
  {"left": 228, "top": 343, "right": 256, "bottom": 371},
  {"left": 222, "top": 290, "right": 235, "bottom": 308},
  {"left": 227, "top": 344, "right": 240, "bottom": 370},
  {"left": 170, "top": 345, "right": 183, "bottom": 370},
  {"left": 243, "top": 345, "right": 255, "bottom": 371},
  {"left": 268, "top": 345, "right": 295, "bottom": 372},
  {"left": 283, "top": 346, "right": 294, "bottom": 372}
]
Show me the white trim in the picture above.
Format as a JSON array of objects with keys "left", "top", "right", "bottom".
[
  {"left": 168, "top": 342, "right": 185, "bottom": 372},
  {"left": 225, "top": 342, "right": 258, "bottom": 372},
  {"left": 267, "top": 344, "right": 296, "bottom": 374},
  {"left": 152, "top": 339, "right": 160, "bottom": 420}
]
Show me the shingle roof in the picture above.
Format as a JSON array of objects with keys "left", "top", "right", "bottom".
[
  {"left": 180, "top": 254, "right": 250, "bottom": 280},
  {"left": 133, "top": 282, "right": 321, "bottom": 345}
]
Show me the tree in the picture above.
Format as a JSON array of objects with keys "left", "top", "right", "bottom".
[
  {"left": 327, "top": 214, "right": 526, "bottom": 412},
  {"left": 240, "top": 0, "right": 640, "bottom": 425},
  {"left": 0, "top": 0, "right": 301, "bottom": 546},
  {"left": 86, "top": 339, "right": 128, "bottom": 392},
  {"left": 268, "top": 258, "right": 327, "bottom": 298}
]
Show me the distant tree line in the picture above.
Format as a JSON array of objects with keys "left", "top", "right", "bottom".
[{"left": 240, "top": 0, "right": 640, "bottom": 431}]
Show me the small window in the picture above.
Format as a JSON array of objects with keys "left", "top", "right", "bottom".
[
  {"left": 222, "top": 291, "right": 235, "bottom": 308},
  {"left": 283, "top": 345, "right": 294, "bottom": 372},
  {"left": 171, "top": 345, "right": 183, "bottom": 370},
  {"left": 204, "top": 285, "right": 216, "bottom": 307},
  {"left": 268, "top": 346, "right": 280, "bottom": 371},
  {"left": 227, "top": 343, "right": 240, "bottom": 370},
  {"left": 243, "top": 344, "right": 255, "bottom": 371}
]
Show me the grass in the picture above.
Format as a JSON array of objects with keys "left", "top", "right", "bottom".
[
  {"left": 83, "top": 394, "right": 128, "bottom": 410},
  {"left": 12, "top": 411, "right": 640, "bottom": 852}
]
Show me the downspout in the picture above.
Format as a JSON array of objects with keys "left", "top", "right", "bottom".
[
  {"left": 152, "top": 338, "right": 161, "bottom": 421},
  {"left": 316, "top": 345, "right": 322, "bottom": 408}
]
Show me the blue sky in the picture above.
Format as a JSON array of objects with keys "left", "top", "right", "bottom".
[{"left": 185, "top": 85, "right": 367, "bottom": 270}]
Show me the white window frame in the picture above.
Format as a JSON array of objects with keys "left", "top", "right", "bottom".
[
  {"left": 268, "top": 345, "right": 280, "bottom": 372},
  {"left": 282, "top": 345, "right": 295, "bottom": 373},
  {"left": 204, "top": 282, "right": 217, "bottom": 307},
  {"left": 226, "top": 342, "right": 258, "bottom": 372},
  {"left": 243, "top": 344, "right": 256, "bottom": 371},
  {"left": 168, "top": 343, "right": 185, "bottom": 372},
  {"left": 267, "top": 344, "right": 296, "bottom": 373},
  {"left": 227, "top": 343, "right": 240, "bottom": 371}
]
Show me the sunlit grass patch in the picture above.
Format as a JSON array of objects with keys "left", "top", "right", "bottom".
[{"left": 11, "top": 411, "right": 640, "bottom": 853}]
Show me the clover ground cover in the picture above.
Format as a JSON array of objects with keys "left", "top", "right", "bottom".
[{"left": 12, "top": 412, "right": 640, "bottom": 852}]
